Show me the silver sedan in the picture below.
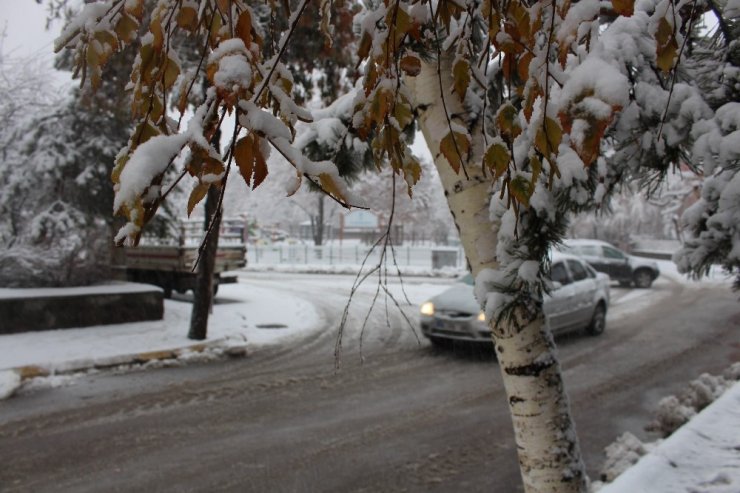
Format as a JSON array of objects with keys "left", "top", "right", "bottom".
[{"left": 419, "top": 253, "right": 611, "bottom": 346}]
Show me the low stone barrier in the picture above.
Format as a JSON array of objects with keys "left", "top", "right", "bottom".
[{"left": 0, "top": 283, "right": 163, "bottom": 334}]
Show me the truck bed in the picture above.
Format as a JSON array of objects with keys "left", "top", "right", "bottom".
[{"left": 122, "top": 244, "right": 246, "bottom": 273}]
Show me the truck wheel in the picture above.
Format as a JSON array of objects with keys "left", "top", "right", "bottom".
[
  {"left": 633, "top": 269, "right": 654, "bottom": 289},
  {"left": 586, "top": 303, "right": 606, "bottom": 336}
]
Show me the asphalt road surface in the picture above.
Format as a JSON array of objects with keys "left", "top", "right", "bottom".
[{"left": 1, "top": 273, "right": 738, "bottom": 492}]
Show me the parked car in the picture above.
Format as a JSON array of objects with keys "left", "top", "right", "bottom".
[
  {"left": 419, "top": 253, "right": 610, "bottom": 346},
  {"left": 560, "top": 239, "right": 660, "bottom": 288}
]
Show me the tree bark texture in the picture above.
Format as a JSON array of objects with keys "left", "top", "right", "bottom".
[
  {"left": 188, "top": 184, "right": 221, "bottom": 341},
  {"left": 313, "top": 194, "right": 325, "bottom": 246},
  {"left": 407, "top": 56, "right": 587, "bottom": 492}
]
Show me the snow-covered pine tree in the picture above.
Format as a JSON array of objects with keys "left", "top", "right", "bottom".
[
  {"left": 672, "top": 3, "right": 739, "bottom": 287},
  {"left": 0, "top": 53, "right": 130, "bottom": 287}
]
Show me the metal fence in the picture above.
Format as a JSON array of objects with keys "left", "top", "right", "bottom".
[{"left": 247, "top": 244, "right": 466, "bottom": 269}]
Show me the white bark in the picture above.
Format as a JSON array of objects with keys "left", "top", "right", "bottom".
[{"left": 406, "top": 55, "right": 587, "bottom": 492}]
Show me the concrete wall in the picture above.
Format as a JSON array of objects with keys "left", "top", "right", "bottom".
[{"left": 0, "top": 285, "right": 163, "bottom": 334}]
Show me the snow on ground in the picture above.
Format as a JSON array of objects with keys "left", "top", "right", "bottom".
[
  {"left": 597, "top": 382, "right": 740, "bottom": 493},
  {"left": 0, "top": 282, "right": 319, "bottom": 374},
  {"left": 0, "top": 370, "right": 21, "bottom": 399},
  {"left": 654, "top": 259, "right": 733, "bottom": 286}
]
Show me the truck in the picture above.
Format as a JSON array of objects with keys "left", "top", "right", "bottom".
[{"left": 115, "top": 218, "right": 247, "bottom": 298}]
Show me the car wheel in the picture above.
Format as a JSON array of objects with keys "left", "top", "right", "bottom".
[
  {"left": 633, "top": 269, "right": 654, "bottom": 289},
  {"left": 586, "top": 303, "right": 606, "bottom": 336}
]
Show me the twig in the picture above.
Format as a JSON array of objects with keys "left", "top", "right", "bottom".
[{"left": 335, "top": 173, "right": 420, "bottom": 368}]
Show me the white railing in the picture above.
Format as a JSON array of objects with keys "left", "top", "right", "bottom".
[{"left": 247, "top": 243, "right": 466, "bottom": 269}]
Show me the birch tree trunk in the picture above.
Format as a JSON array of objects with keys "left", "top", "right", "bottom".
[{"left": 407, "top": 55, "right": 587, "bottom": 493}]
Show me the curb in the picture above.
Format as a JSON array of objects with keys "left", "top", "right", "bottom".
[{"left": 3, "top": 337, "right": 249, "bottom": 393}]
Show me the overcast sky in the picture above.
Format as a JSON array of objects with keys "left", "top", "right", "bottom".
[{"left": 0, "top": 1, "right": 61, "bottom": 60}]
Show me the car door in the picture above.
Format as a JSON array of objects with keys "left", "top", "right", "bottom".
[
  {"left": 602, "top": 245, "right": 632, "bottom": 282},
  {"left": 544, "top": 261, "right": 576, "bottom": 332},
  {"left": 566, "top": 259, "right": 595, "bottom": 327},
  {"left": 577, "top": 244, "right": 609, "bottom": 277}
]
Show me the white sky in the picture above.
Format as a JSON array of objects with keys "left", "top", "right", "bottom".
[
  {"left": 0, "top": 0, "right": 73, "bottom": 89},
  {"left": 0, "top": 1, "right": 60, "bottom": 60}
]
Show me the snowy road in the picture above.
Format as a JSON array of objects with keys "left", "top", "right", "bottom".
[{"left": 0, "top": 272, "right": 738, "bottom": 492}]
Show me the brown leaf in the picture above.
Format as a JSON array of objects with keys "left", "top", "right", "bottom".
[
  {"left": 149, "top": 18, "right": 164, "bottom": 51},
  {"left": 163, "top": 57, "right": 180, "bottom": 90},
  {"left": 393, "top": 101, "right": 414, "bottom": 129},
  {"left": 612, "top": 0, "right": 634, "bottom": 16},
  {"left": 115, "top": 13, "right": 139, "bottom": 44},
  {"left": 318, "top": 173, "right": 346, "bottom": 203},
  {"left": 507, "top": 0, "right": 531, "bottom": 43},
  {"left": 357, "top": 32, "right": 372, "bottom": 62},
  {"left": 188, "top": 182, "right": 210, "bottom": 217},
  {"left": 655, "top": 18, "right": 678, "bottom": 73},
  {"left": 369, "top": 88, "right": 392, "bottom": 126},
  {"left": 402, "top": 153, "right": 422, "bottom": 196},
  {"left": 234, "top": 135, "right": 255, "bottom": 186},
  {"left": 400, "top": 55, "right": 422, "bottom": 76},
  {"left": 496, "top": 103, "right": 522, "bottom": 142},
  {"left": 209, "top": 13, "right": 223, "bottom": 47},
  {"left": 235, "top": 9, "right": 253, "bottom": 48},
  {"left": 206, "top": 62, "right": 218, "bottom": 86},
  {"left": 234, "top": 134, "right": 269, "bottom": 189},
  {"left": 534, "top": 116, "right": 562, "bottom": 157},
  {"left": 176, "top": 6, "right": 199, "bottom": 31},
  {"left": 252, "top": 136, "right": 268, "bottom": 188},
  {"left": 575, "top": 117, "right": 610, "bottom": 166},
  {"left": 484, "top": 143, "right": 511, "bottom": 180},
  {"left": 517, "top": 52, "right": 533, "bottom": 81},
  {"left": 215, "top": 0, "right": 230, "bottom": 15},
  {"left": 440, "top": 131, "right": 471, "bottom": 174},
  {"left": 125, "top": 0, "right": 144, "bottom": 18},
  {"left": 509, "top": 175, "right": 533, "bottom": 207},
  {"left": 452, "top": 58, "right": 470, "bottom": 100}
]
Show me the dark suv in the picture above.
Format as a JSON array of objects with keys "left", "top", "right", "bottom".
[{"left": 561, "top": 239, "right": 660, "bottom": 288}]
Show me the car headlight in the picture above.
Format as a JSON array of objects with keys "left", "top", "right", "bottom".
[
  {"left": 477, "top": 311, "right": 486, "bottom": 322},
  {"left": 420, "top": 302, "right": 435, "bottom": 316}
]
